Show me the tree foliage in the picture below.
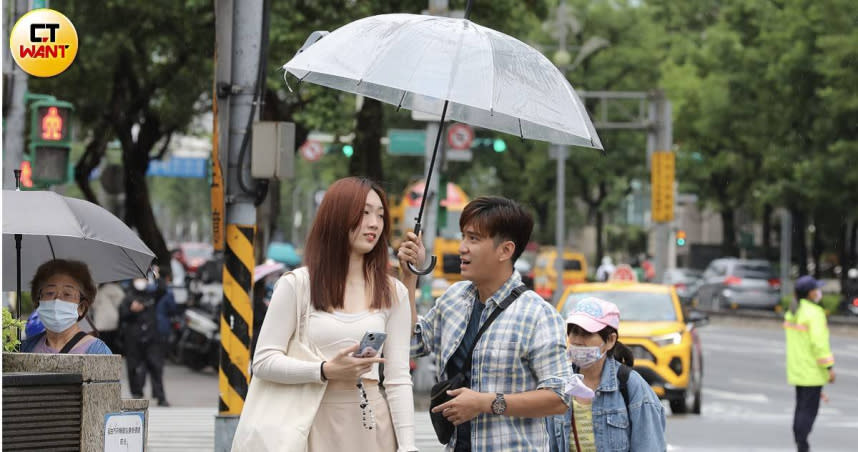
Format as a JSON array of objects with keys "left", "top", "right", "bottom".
[{"left": 30, "top": 0, "right": 214, "bottom": 271}]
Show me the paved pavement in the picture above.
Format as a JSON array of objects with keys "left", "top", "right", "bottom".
[
  {"left": 665, "top": 319, "right": 858, "bottom": 451},
  {"left": 126, "top": 318, "right": 858, "bottom": 451}
]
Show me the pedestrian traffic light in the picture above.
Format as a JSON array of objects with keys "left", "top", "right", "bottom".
[
  {"left": 342, "top": 144, "right": 354, "bottom": 157},
  {"left": 493, "top": 138, "right": 506, "bottom": 152},
  {"left": 28, "top": 97, "right": 74, "bottom": 186},
  {"left": 19, "top": 160, "right": 34, "bottom": 188},
  {"left": 676, "top": 229, "right": 687, "bottom": 247}
]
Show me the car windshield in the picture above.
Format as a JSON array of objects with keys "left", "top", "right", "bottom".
[
  {"left": 733, "top": 263, "right": 775, "bottom": 279},
  {"left": 561, "top": 291, "right": 677, "bottom": 322},
  {"left": 564, "top": 259, "right": 582, "bottom": 271}
]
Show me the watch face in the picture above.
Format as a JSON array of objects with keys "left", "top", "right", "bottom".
[{"left": 492, "top": 395, "right": 506, "bottom": 414}]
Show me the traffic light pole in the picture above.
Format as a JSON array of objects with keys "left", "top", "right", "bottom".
[
  {"left": 3, "top": 0, "right": 30, "bottom": 189},
  {"left": 214, "top": 0, "right": 261, "bottom": 449},
  {"left": 648, "top": 91, "right": 673, "bottom": 283}
]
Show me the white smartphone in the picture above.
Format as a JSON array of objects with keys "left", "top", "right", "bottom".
[{"left": 356, "top": 331, "right": 387, "bottom": 358}]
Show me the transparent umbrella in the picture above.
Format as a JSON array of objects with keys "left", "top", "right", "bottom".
[{"left": 282, "top": 1, "right": 602, "bottom": 274}]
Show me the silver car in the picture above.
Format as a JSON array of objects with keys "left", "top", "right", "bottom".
[{"left": 696, "top": 258, "right": 781, "bottom": 310}]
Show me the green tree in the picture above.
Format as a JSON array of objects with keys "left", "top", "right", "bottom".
[{"left": 30, "top": 0, "right": 215, "bottom": 271}]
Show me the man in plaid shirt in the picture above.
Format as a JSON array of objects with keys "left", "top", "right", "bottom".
[{"left": 399, "top": 196, "right": 575, "bottom": 451}]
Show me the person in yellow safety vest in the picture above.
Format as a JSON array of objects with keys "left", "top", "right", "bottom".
[{"left": 784, "top": 275, "right": 836, "bottom": 452}]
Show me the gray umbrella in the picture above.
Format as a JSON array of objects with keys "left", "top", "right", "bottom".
[{"left": 2, "top": 190, "right": 155, "bottom": 300}]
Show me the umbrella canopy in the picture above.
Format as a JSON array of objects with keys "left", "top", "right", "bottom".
[
  {"left": 2, "top": 190, "right": 155, "bottom": 292},
  {"left": 266, "top": 242, "right": 301, "bottom": 268},
  {"left": 283, "top": 13, "right": 602, "bottom": 149},
  {"left": 282, "top": 8, "right": 602, "bottom": 275}
]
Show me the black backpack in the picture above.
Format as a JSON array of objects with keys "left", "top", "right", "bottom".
[{"left": 617, "top": 363, "right": 632, "bottom": 412}]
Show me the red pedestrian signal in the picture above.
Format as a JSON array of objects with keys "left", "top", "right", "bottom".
[
  {"left": 27, "top": 96, "right": 74, "bottom": 185},
  {"left": 41, "top": 106, "right": 65, "bottom": 140},
  {"left": 19, "top": 161, "right": 33, "bottom": 188}
]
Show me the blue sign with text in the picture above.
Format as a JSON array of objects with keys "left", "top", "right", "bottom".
[{"left": 147, "top": 157, "right": 208, "bottom": 178}]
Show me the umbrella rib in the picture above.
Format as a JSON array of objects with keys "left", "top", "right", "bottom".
[
  {"left": 477, "top": 23, "right": 497, "bottom": 115},
  {"left": 396, "top": 90, "right": 407, "bottom": 111},
  {"left": 444, "top": 20, "right": 469, "bottom": 102},
  {"left": 357, "top": 16, "right": 432, "bottom": 90},
  {"left": 121, "top": 246, "right": 150, "bottom": 279},
  {"left": 46, "top": 236, "right": 57, "bottom": 260}
]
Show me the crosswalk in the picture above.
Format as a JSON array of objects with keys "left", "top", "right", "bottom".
[
  {"left": 147, "top": 407, "right": 214, "bottom": 452},
  {"left": 145, "top": 408, "right": 445, "bottom": 451}
]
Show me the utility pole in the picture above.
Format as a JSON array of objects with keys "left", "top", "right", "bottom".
[
  {"left": 648, "top": 91, "right": 672, "bottom": 283},
  {"left": 780, "top": 210, "right": 793, "bottom": 303},
  {"left": 214, "top": 0, "right": 261, "bottom": 449},
  {"left": 551, "top": 144, "right": 569, "bottom": 304},
  {"left": 3, "top": 0, "right": 30, "bottom": 189}
]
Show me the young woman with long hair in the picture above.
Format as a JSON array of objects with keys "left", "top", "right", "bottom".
[{"left": 247, "top": 177, "right": 417, "bottom": 451}]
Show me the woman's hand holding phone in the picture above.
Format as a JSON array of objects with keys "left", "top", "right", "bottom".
[{"left": 322, "top": 344, "right": 386, "bottom": 381}]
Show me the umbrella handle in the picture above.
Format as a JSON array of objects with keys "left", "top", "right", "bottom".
[
  {"left": 407, "top": 256, "right": 437, "bottom": 276},
  {"left": 405, "top": 221, "right": 437, "bottom": 275}
]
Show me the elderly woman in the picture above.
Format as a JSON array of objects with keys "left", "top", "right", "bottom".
[{"left": 20, "top": 259, "right": 111, "bottom": 354}]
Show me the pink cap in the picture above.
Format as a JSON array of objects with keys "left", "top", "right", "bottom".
[{"left": 565, "top": 297, "right": 620, "bottom": 333}]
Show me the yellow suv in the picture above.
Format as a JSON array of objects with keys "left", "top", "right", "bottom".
[
  {"left": 556, "top": 282, "right": 708, "bottom": 414},
  {"left": 533, "top": 248, "right": 588, "bottom": 300}
]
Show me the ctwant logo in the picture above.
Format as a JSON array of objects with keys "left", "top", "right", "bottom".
[{"left": 10, "top": 9, "right": 78, "bottom": 77}]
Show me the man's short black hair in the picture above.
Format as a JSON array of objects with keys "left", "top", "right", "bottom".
[{"left": 459, "top": 196, "right": 534, "bottom": 263}]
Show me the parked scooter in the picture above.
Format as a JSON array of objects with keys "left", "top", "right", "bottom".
[
  {"left": 176, "top": 282, "right": 222, "bottom": 371},
  {"left": 176, "top": 306, "right": 220, "bottom": 371}
]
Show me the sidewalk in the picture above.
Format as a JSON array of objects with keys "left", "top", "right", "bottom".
[{"left": 146, "top": 408, "right": 444, "bottom": 451}]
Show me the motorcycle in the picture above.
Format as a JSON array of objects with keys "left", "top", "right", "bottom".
[
  {"left": 176, "top": 282, "right": 222, "bottom": 371},
  {"left": 176, "top": 306, "right": 220, "bottom": 371}
]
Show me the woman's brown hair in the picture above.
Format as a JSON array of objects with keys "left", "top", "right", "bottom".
[
  {"left": 30, "top": 259, "right": 97, "bottom": 317},
  {"left": 304, "top": 177, "right": 392, "bottom": 311}
]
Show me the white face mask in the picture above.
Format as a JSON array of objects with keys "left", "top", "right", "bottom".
[
  {"left": 567, "top": 344, "right": 605, "bottom": 369},
  {"left": 133, "top": 279, "right": 148, "bottom": 291},
  {"left": 812, "top": 290, "right": 823, "bottom": 303},
  {"left": 37, "top": 299, "right": 80, "bottom": 333}
]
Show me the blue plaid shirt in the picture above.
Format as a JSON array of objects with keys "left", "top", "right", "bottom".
[{"left": 413, "top": 272, "right": 572, "bottom": 451}]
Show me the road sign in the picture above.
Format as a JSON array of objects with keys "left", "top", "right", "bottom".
[
  {"left": 104, "top": 412, "right": 144, "bottom": 452},
  {"left": 651, "top": 151, "right": 675, "bottom": 222},
  {"left": 387, "top": 129, "right": 426, "bottom": 155},
  {"left": 447, "top": 123, "right": 474, "bottom": 150},
  {"left": 299, "top": 140, "right": 324, "bottom": 162},
  {"left": 609, "top": 264, "right": 638, "bottom": 282},
  {"left": 147, "top": 157, "right": 208, "bottom": 178}
]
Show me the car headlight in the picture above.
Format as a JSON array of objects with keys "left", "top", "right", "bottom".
[{"left": 651, "top": 332, "right": 683, "bottom": 347}]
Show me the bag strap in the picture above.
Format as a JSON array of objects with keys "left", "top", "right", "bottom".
[
  {"left": 617, "top": 363, "right": 631, "bottom": 412},
  {"left": 59, "top": 331, "right": 89, "bottom": 354},
  {"left": 570, "top": 407, "right": 582, "bottom": 452},
  {"left": 462, "top": 285, "right": 526, "bottom": 377}
]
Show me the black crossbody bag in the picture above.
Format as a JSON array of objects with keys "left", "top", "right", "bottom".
[{"left": 429, "top": 285, "right": 526, "bottom": 444}]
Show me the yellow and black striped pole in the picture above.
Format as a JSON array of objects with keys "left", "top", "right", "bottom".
[{"left": 219, "top": 224, "right": 255, "bottom": 415}]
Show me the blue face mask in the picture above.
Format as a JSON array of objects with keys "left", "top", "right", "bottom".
[{"left": 37, "top": 299, "right": 80, "bottom": 333}]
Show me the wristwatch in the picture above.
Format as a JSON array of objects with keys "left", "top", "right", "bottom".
[{"left": 491, "top": 393, "right": 507, "bottom": 415}]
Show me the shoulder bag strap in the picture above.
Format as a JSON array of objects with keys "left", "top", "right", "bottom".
[
  {"left": 462, "top": 285, "right": 526, "bottom": 376},
  {"left": 59, "top": 331, "right": 89, "bottom": 354},
  {"left": 570, "top": 406, "right": 583, "bottom": 452}
]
